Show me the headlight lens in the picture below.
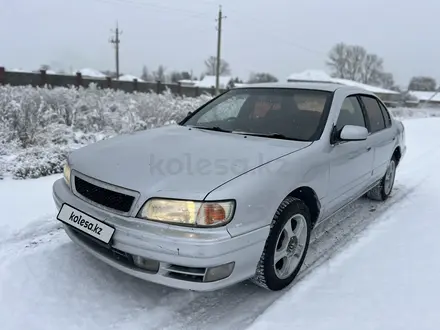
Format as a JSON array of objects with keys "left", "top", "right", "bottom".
[
  {"left": 63, "top": 163, "right": 71, "bottom": 186},
  {"left": 137, "top": 199, "right": 235, "bottom": 227}
]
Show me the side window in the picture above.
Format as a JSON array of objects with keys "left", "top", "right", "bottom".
[
  {"left": 336, "top": 96, "right": 366, "bottom": 132},
  {"left": 378, "top": 102, "right": 392, "bottom": 128},
  {"left": 361, "top": 96, "right": 386, "bottom": 133}
]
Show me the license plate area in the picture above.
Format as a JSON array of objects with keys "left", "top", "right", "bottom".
[{"left": 57, "top": 203, "right": 115, "bottom": 244}]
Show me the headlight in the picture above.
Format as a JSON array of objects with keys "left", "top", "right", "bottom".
[
  {"left": 63, "top": 163, "right": 71, "bottom": 186},
  {"left": 137, "top": 198, "right": 235, "bottom": 227}
]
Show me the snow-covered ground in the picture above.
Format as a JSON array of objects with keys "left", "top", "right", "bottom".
[
  {"left": 1, "top": 117, "right": 439, "bottom": 330},
  {"left": 250, "top": 118, "right": 440, "bottom": 330}
]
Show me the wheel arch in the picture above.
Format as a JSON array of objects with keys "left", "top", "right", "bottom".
[
  {"left": 287, "top": 186, "right": 321, "bottom": 227},
  {"left": 393, "top": 146, "right": 402, "bottom": 165}
]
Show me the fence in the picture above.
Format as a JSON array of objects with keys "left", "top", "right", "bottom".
[{"left": 0, "top": 67, "right": 224, "bottom": 97}]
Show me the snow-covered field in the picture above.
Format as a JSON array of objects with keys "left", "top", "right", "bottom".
[{"left": 1, "top": 116, "right": 440, "bottom": 330}]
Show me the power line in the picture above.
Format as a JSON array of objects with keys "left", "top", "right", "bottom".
[
  {"left": 91, "top": 0, "right": 210, "bottom": 19},
  {"left": 191, "top": 0, "right": 328, "bottom": 57},
  {"left": 91, "top": 0, "right": 327, "bottom": 57},
  {"left": 215, "top": 5, "right": 226, "bottom": 94},
  {"left": 109, "top": 22, "right": 122, "bottom": 79},
  {"left": 89, "top": 0, "right": 329, "bottom": 80}
]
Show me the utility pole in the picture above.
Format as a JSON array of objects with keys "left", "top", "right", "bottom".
[
  {"left": 215, "top": 6, "right": 226, "bottom": 95},
  {"left": 109, "top": 22, "right": 122, "bottom": 79}
]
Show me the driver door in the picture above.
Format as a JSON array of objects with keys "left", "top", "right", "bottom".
[{"left": 325, "top": 95, "right": 374, "bottom": 216}]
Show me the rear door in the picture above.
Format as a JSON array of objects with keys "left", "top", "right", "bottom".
[{"left": 359, "top": 95, "right": 395, "bottom": 181}]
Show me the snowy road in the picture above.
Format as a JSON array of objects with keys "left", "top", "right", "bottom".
[{"left": 1, "top": 118, "right": 439, "bottom": 330}]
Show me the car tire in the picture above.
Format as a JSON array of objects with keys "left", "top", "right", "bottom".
[
  {"left": 251, "top": 196, "right": 311, "bottom": 291},
  {"left": 367, "top": 156, "right": 397, "bottom": 201}
]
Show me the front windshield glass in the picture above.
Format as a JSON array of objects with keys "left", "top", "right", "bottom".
[{"left": 182, "top": 88, "right": 332, "bottom": 141}]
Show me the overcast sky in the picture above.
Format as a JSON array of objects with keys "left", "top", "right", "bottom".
[{"left": 1, "top": 0, "right": 438, "bottom": 87}]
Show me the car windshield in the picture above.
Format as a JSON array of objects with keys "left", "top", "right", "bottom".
[{"left": 181, "top": 88, "right": 332, "bottom": 141}]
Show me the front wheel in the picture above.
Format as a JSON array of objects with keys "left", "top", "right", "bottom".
[
  {"left": 367, "top": 157, "right": 397, "bottom": 201},
  {"left": 251, "top": 197, "right": 311, "bottom": 291}
]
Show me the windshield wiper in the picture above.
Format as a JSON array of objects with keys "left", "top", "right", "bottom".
[
  {"left": 190, "top": 126, "right": 232, "bottom": 133},
  {"left": 234, "top": 131, "right": 307, "bottom": 141}
]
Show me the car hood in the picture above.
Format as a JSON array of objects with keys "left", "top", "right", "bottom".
[{"left": 69, "top": 125, "right": 311, "bottom": 200}]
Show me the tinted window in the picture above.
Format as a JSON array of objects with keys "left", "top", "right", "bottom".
[
  {"left": 336, "top": 96, "right": 366, "bottom": 132},
  {"left": 379, "top": 102, "right": 392, "bottom": 128},
  {"left": 183, "top": 88, "right": 332, "bottom": 141},
  {"left": 361, "top": 96, "right": 386, "bottom": 133}
]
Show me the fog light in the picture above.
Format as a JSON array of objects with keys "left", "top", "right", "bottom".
[
  {"left": 204, "top": 262, "right": 235, "bottom": 282},
  {"left": 132, "top": 255, "right": 160, "bottom": 273}
]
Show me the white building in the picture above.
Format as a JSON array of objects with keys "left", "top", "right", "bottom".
[
  {"left": 287, "top": 70, "right": 400, "bottom": 106},
  {"left": 194, "top": 75, "right": 233, "bottom": 89},
  {"left": 407, "top": 91, "right": 440, "bottom": 107},
  {"left": 178, "top": 79, "right": 198, "bottom": 86},
  {"left": 73, "top": 68, "right": 106, "bottom": 79},
  {"left": 118, "top": 74, "right": 145, "bottom": 82}
]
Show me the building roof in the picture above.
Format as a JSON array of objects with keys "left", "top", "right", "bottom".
[
  {"left": 118, "top": 74, "right": 144, "bottom": 82},
  {"left": 178, "top": 79, "right": 198, "bottom": 85},
  {"left": 234, "top": 81, "right": 364, "bottom": 93},
  {"left": 194, "top": 75, "right": 232, "bottom": 88},
  {"left": 408, "top": 91, "right": 440, "bottom": 103},
  {"left": 74, "top": 68, "right": 106, "bottom": 78},
  {"left": 287, "top": 70, "right": 399, "bottom": 95}
]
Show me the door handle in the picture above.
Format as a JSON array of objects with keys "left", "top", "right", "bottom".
[{"left": 366, "top": 147, "right": 372, "bottom": 152}]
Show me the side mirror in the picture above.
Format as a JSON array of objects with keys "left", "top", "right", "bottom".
[{"left": 340, "top": 125, "right": 368, "bottom": 141}]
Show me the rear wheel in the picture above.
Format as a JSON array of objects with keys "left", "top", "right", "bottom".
[
  {"left": 367, "top": 157, "right": 397, "bottom": 201},
  {"left": 252, "top": 197, "right": 311, "bottom": 291}
]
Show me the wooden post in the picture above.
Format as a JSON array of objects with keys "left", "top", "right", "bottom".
[
  {"left": 106, "top": 77, "right": 112, "bottom": 89},
  {"left": 0, "top": 67, "right": 5, "bottom": 85},
  {"left": 133, "top": 79, "right": 138, "bottom": 92},
  {"left": 177, "top": 82, "right": 182, "bottom": 96},
  {"left": 40, "top": 69, "right": 47, "bottom": 87},
  {"left": 75, "top": 72, "right": 83, "bottom": 88},
  {"left": 156, "top": 80, "right": 161, "bottom": 94}
]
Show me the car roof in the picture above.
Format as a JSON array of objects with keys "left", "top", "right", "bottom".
[{"left": 233, "top": 82, "right": 367, "bottom": 93}]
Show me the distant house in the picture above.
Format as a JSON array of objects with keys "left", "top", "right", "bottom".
[
  {"left": 178, "top": 79, "right": 198, "bottom": 87},
  {"left": 32, "top": 69, "right": 57, "bottom": 75},
  {"left": 406, "top": 91, "right": 440, "bottom": 108},
  {"left": 10, "top": 68, "right": 27, "bottom": 72},
  {"left": 12, "top": 68, "right": 56, "bottom": 75},
  {"left": 73, "top": 68, "right": 106, "bottom": 79},
  {"left": 194, "top": 75, "right": 233, "bottom": 89},
  {"left": 287, "top": 70, "right": 401, "bottom": 107},
  {"left": 118, "top": 74, "right": 145, "bottom": 82}
]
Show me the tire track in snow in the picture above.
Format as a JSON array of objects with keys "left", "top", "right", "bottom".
[{"left": 0, "top": 215, "right": 62, "bottom": 247}]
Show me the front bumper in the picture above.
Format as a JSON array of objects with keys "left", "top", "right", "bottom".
[{"left": 52, "top": 178, "right": 268, "bottom": 291}]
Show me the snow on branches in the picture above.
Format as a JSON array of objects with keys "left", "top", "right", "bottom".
[
  {"left": 0, "top": 84, "right": 211, "bottom": 179},
  {"left": 0, "top": 84, "right": 438, "bottom": 179}
]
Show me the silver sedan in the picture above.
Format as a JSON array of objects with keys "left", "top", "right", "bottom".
[{"left": 52, "top": 82, "right": 406, "bottom": 291}]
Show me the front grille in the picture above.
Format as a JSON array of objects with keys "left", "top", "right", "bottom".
[{"left": 74, "top": 176, "right": 135, "bottom": 213}]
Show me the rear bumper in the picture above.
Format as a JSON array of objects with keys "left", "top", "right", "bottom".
[{"left": 52, "top": 178, "right": 269, "bottom": 291}]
